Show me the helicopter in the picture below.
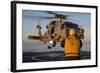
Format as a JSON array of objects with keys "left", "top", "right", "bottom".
[{"left": 28, "top": 11, "right": 84, "bottom": 59}]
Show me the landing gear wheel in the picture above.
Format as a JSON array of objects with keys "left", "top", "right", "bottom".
[
  {"left": 48, "top": 46, "right": 51, "bottom": 49},
  {"left": 52, "top": 41, "right": 56, "bottom": 47}
]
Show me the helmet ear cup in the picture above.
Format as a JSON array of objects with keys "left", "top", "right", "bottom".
[{"left": 69, "top": 29, "right": 75, "bottom": 36}]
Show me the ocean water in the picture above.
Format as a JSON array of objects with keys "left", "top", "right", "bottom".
[{"left": 22, "top": 41, "right": 91, "bottom": 52}]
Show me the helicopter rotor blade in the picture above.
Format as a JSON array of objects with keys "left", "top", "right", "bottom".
[
  {"left": 24, "top": 15, "right": 55, "bottom": 19},
  {"left": 46, "top": 11, "right": 58, "bottom": 16},
  {"left": 46, "top": 11, "right": 69, "bottom": 18}
]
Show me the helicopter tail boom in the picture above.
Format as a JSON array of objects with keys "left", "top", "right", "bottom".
[{"left": 28, "top": 35, "right": 41, "bottom": 40}]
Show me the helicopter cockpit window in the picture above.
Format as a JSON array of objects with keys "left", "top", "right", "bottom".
[{"left": 60, "top": 23, "right": 65, "bottom": 30}]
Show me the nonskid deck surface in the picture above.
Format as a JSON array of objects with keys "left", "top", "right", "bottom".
[{"left": 23, "top": 51, "right": 90, "bottom": 63}]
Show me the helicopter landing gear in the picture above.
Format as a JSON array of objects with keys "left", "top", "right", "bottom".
[
  {"left": 52, "top": 41, "right": 56, "bottom": 47},
  {"left": 61, "top": 40, "right": 65, "bottom": 48},
  {"left": 47, "top": 40, "right": 56, "bottom": 49},
  {"left": 48, "top": 46, "right": 51, "bottom": 49}
]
